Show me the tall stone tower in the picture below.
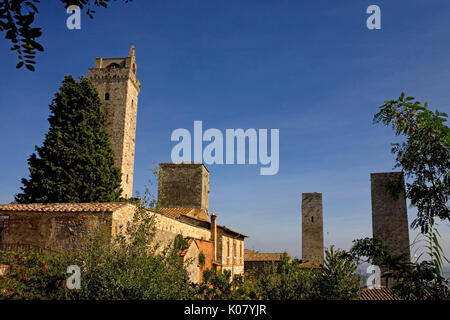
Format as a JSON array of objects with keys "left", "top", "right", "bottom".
[
  {"left": 158, "top": 163, "right": 209, "bottom": 212},
  {"left": 371, "top": 172, "right": 410, "bottom": 260},
  {"left": 88, "top": 46, "right": 140, "bottom": 198},
  {"left": 302, "top": 193, "right": 324, "bottom": 265}
]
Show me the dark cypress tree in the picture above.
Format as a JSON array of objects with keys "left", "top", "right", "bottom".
[{"left": 15, "top": 75, "right": 122, "bottom": 203}]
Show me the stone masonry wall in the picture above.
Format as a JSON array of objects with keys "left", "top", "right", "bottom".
[
  {"left": 0, "top": 211, "right": 113, "bottom": 251},
  {"left": 158, "top": 163, "right": 209, "bottom": 212},
  {"left": 302, "top": 193, "right": 324, "bottom": 265},
  {"left": 88, "top": 51, "right": 140, "bottom": 199},
  {"left": 371, "top": 172, "right": 410, "bottom": 260}
]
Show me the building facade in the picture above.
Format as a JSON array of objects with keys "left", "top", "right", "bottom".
[
  {"left": 88, "top": 46, "right": 140, "bottom": 198},
  {"left": 301, "top": 192, "right": 324, "bottom": 265}
]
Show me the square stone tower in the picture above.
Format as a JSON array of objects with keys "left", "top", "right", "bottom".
[
  {"left": 302, "top": 193, "right": 324, "bottom": 265},
  {"left": 158, "top": 163, "right": 209, "bottom": 212},
  {"left": 371, "top": 172, "right": 410, "bottom": 260},
  {"left": 88, "top": 46, "right": 140, "bottom": 198}
]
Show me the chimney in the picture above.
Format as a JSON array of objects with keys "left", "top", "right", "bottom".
[{"left": 210, "top": 213, "right": 217, "bottom": 262}]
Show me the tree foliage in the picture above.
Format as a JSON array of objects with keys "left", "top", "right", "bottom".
[
  {"left": 0, "top": 249, "right": 69, "bottom": 299},
  {"left": 374, "top": 92, "right": 450, "bottom": 233},
  {"left": 15, "top": 75, "right": 122, "bottom": 203},
  {"left": 0, "top": 203, "right": 196, "bottom": 300},
  {"left": 67, "top": 204, "right": 194, "bottom": 300},
  {"left": 242, "top": 250, "right": 360, "bottom": 300},
  {"left": 198, "top": 269, "right": 247, "bottom": 300},
  {"left": 351, "top": 238, "right": 450, "bottom": 300},
  {"left": 0, "top": 0, "right": 132, "bottom": 71},
  {"left": 316, "top": 246, "right": 361, "bottom": 300}
]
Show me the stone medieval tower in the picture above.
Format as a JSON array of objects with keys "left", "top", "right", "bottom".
[
  {"left": 302, "top": 192, "right": 324, "bottom": 265},
  {"left": 371, "top": 172, "right": 410, "bottom": 260},
  {"left": 158, "top": 163, "right": 210, "bottom": 213},
  {"left": 88, "top": 46, "right": 140, "bottom": 198}
]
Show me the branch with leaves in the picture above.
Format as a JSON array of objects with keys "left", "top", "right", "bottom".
[{"left": 0, "top": 0, "right": 132, "bottom": 71}]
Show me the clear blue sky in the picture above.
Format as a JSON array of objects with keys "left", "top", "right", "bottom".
[{"left": 0, "top": 1, "right": 449, "bottom": 264}]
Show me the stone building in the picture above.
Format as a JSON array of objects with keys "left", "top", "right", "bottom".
[
  {"left": 301, "top": 192, "right": 324, "bottom": 265},
  {"left": 0, "top": 163, "right": 247, "bottom": 283},
  {"left": 0, "top": 49, "right": 247, "bottom": 283},
  {"left": 370, "top": 172, "right": 410, "bottom": 260},
  {"left": 244, "top": 249, "right": 283, "bottom": 272},
  {"left": 158, "top": 162, "right": 246, "bottom": 279},
  {"left": 88, "top": 46, "right": 140, "bottom": 198},
  {"left": 371, "top": 172, "right": 411, "bottom": 287}
]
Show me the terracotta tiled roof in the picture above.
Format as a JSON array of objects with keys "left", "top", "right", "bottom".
[
  {"left": 244, "top": 249, "right": 282, "bottom": 262},
  {"left": 0, "top": 203, "right": 129, "bottom": 213},
  {"left": 360, "top": 287, "right": 400, "bottom": 300},
  {"left": 159, "top": 207, "right": 210, "bottom": 222},
  {"left": 218, "top": 225, "right": 248, "bottom": 238}
]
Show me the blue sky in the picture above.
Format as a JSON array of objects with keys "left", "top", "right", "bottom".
[{"left": 0, "top": 1, "right": 449, "bottom": 264}]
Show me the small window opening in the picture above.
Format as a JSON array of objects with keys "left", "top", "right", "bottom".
[
  {"left": 311, "top": 216, "right": 314, "bottom": 223},
  {"left": 105, "top": 93, "right": 110, "bottom": 100}
]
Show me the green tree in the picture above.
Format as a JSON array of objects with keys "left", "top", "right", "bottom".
[
  {"left": 374, "top": 92, "right": 449, "bottom": 233},
  {"left": 0, "top": 201, "right": 196, "bottom": 300},
  {"left": 67, "top": 204, "right": 194, "bottom": 300},
  {"left": 15, "top": 75, "right": 122, "bottom": 203},
  {"left": 351, "top": 238, "right": 450, "bottom": 300},
  {"left": 0, "top": 249, "right": 69, "bottom": 300},
  {"left": 374, "top": 93, "right": 449, "bottom": 275},
  {"left": 198, "top": 269, "right": 247, "bottom": 300},
  {"left": 0, "top": 0, "right": 132, "bottom": 71},
  {"left": 244, "top": 253, "right": 318, "bottom": 300},
  {"left": 314, "top": 246, "right": 361, "bottom": 300}
]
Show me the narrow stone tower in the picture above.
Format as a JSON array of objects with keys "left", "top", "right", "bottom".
[
  {"left": 158, "top": 163, "right": 209, "bottom": 212},
  {"left": 371, "top": 172, "right": 410, "bottom": 260},
  {"left": 302, "top": 193, "right": 324, "bottom": 265},
  {"left": 88, "top": 46, "right": 140, "bottom": 198}
]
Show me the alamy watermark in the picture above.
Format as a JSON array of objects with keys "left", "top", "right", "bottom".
[
  {"left": 171, "top": 121, "right": 279, "bottom": 175},
  {"left": 366, "top": 265, "right": 381, "bottom": 289},
  {"left": 66, "top": 5, "right": 81, "bottom": 30},
  {"left": 366, "top": 5, "right": 381, "bottom": 30},
  {"left": 66, "top": 265, "right": 81, "bottom": 290}
]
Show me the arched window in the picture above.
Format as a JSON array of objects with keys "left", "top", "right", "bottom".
[
  {"left": 106, "top": 62, "right": 121, "bottom": 69},
  {"left": 105, "top": 93, "right": 110, "bottom": 100},
  {"left": 311, "top": 216, "right": 314, "bottom": 223}
]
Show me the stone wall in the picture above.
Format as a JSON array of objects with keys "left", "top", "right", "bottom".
[
  {"left": 220, "top": 233, "right": 245, "bottom": 278},
  {"left": 158, "top": 163, "right": 209, "bottom": 212},
  {"left": 302, "top": 193, "right": 324, "bottom": 265},
  {"left": 184, "top": 241, "right": 200, "bottom": 284},
  {"left": 87, "top": 47, "right": 140, "bottom": 198},
  {"left": 0, "top": 211, "right": 113, "bottom": 251},
  {"left": 371, "top": 172, "right": 410, "bottom": 260}
]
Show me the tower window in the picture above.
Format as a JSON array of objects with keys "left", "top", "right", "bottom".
[
  {"left": 126, "top": 174, "right": 129, "bottom": 184},
  {"left": 311, "top": 216, "right": 314, "bottom": 223},
  {"left": 105, "top": 93, "right": 110, "bottom": 100}
]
